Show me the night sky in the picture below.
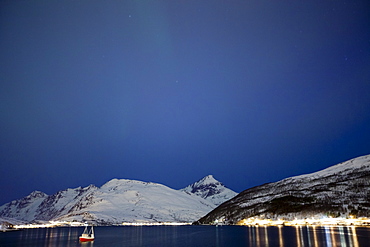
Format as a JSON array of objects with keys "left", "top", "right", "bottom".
[{"left": 1, "top": 1, "right": 370, "bottom": 205}]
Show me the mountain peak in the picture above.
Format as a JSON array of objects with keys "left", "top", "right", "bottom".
[
  {"left": 100, "top": 178, "right": 161, "bottom": 192},
  {"left": 28, "top": 191, "right": 48, "bottom": 198},
  {"left": 197, "top": 175, "right": 219, "bottom": 185},
  {"left": 181, "top": 175, "right": 237, "bottom": 206}
]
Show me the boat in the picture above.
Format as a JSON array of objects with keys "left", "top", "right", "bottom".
[{"left": 79, "top": 225, "right": 94, "bottom": 242}]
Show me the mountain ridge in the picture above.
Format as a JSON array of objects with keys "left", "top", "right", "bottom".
[
  {"left": 0, "top": 175, "right": 236, "bottom": 224},
  {"left": 195, "top": 154, "right": 370, "bottom": 225}
]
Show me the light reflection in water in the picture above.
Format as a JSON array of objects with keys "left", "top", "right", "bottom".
[
  {"left": 313, "top": 226, "right": 319, "bottom": 247},
  {"left": 338, "top": 226, "right": 346, "bottom": 247},
  {"left": 247, "top": 226, "right": 263, "bottom": 247},
  {"left": 314, "top": 226, "right": 360, "bottom": 247},
  {"left": 307, "top": 226, "right": 312, "bottom": 247},
  {"left": 332, "top": 227, "right": 339, "bottom": 246},
  {"left": 350, "top": 226, "right": 359, "bottom": 247},
  {"left": 278, "top": 226, "right": 284, "bottom": 247},
  {"left": 348, "top": 226, "right": 353, "bottom": 246},
  {"left": 296, "top": 226, "right": 301, "bottom": 247},
  {"left": 323, "top": 226, "right": 360, "bottom": 247},
  {"left": 2, "top": 225, "right": 367, "bottom": 246},
  {"left": 264, "top": 226, "right": 269, "bottom": 247},
  {"left": 300, "top": 226, "right": 305, "bottom": 247},
  {"left": 245, "top": 225, "right": 361, "bottom": 247},
  {"left": 250, "top": 226, "right": 255, "bottom": 246},
  {"left": 325, "top": 226, "right": 332, "bottom": 247},
  {"left": 80, "top": 241, "right": 94, "bottom": 247},
  {"left": 13, "top": 227, "right": 94, "bottom": 247},
  {"left": 255, "top": 226, "right": 260, "bottom": 246},
  {"left": 215, "top": 226, "right": 219, "bottom": 247}
]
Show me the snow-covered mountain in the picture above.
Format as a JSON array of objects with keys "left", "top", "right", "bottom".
[
  {"left": 0, "top": 185, "right": 99, "bottom": 223},
  {"left": 196, "top": 154, "right": 370, "bottom": 225},
  {"left": 181, "top": 175, "right": 237, "bottom": 206},
  {"left": 0, "top": 176, "right": 236, "bottom": 224}
]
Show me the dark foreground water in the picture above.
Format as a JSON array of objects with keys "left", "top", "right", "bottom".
[{"left": 1, "top": 225, "right": 370, "bottom": 247}]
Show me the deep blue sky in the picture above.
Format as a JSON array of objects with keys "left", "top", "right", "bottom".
[{"left": 1, "top": 1, "right": 370, "bottom": 205}]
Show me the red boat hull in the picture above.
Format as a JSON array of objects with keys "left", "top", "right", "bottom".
[{"left": 79, "top": 237, "right": 94, "bottom": 242}]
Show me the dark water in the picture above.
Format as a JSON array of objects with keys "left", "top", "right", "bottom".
[{"left": 1, "top": 225, "right": 370, "bottom": 247}]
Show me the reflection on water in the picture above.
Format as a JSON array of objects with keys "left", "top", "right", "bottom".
[
  {"left": 1, "top": 225, "right": 368, "bottom": 247},
  {"left": 278, "top": 226, "right": 284, "bottom": 246},
  {"left": 14, "top": 227, "right": 86, "bottom": 247},
  {"left": 244, "top": 225, "right": 362, "bottom": 247}
]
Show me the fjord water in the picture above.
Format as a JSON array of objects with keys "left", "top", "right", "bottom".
[{"left": 1, "top": 225, "right": 369, "bottom": 247}]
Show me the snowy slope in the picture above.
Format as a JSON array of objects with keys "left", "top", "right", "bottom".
[
  {"left": 196, "top": 154, "right": 370, "bottom": 225},
  {"left": 0, "top": 191, "right": 48, "bottom": 222},
  {"left": 0, "top": 176, "right": 235, "bottom": 224},
  {"left": 284, "top": 154, "right": 369, "bottom": 181},
  {"left": 57, "top": 179, "right": 215, "bottom": 224},
  {"left": 181, "top": 175, "right": 237, "bottom": 206},
  {"left": 36, "top": 185, "right": 98, "bottom": 221},
  {"left": 0, "top": 186, "right": 98, "bottom": 222}
]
